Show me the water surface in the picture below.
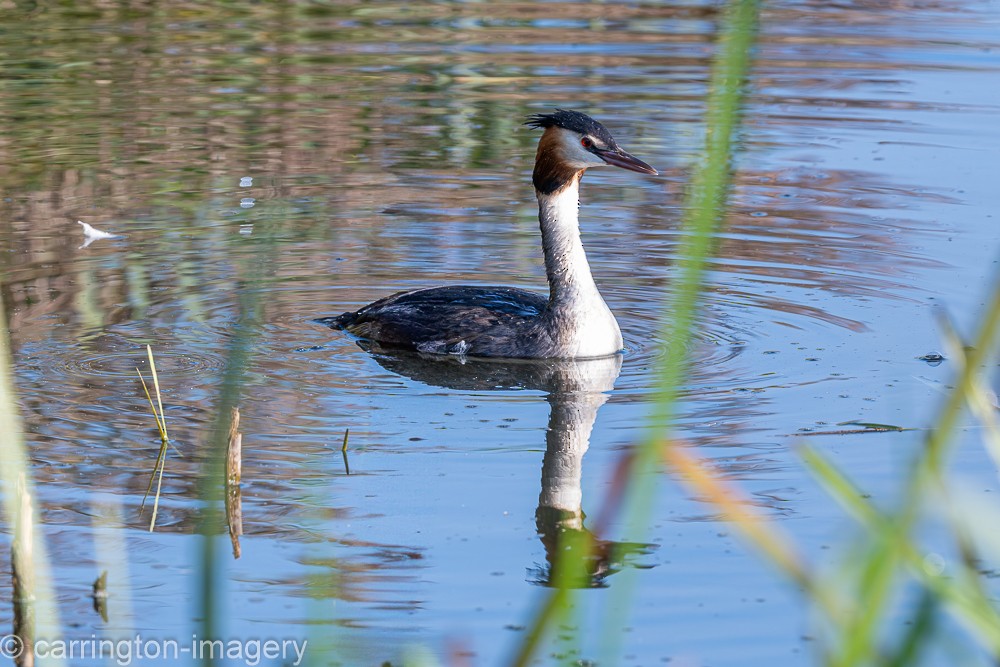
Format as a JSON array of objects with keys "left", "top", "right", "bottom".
[{"left": 1, "top": 1, "right": 999, "bottom": 665}]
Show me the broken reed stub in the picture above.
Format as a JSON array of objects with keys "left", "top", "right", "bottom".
[{"left": 226, "top": 407, "right": 242, "bottom": 487}]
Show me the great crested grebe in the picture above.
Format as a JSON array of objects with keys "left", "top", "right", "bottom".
[{"left": 318, "top": 109, "right": 657, "bottom": 359}]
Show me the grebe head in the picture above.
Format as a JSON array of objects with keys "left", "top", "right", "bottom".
[{"left": 525, "top": 109, "right": 658, "bottom": 194}]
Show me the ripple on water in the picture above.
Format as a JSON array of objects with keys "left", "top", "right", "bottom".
[
  {"left": 58, "top": 334, "right": 228, "bottom": 380},
  {"left": 623, "top": 317, "right": 749, "bottom": 375},
  {"left": 614, "top": 277, "right": 753, "bottom": 390},
  {"left": 65, "top": 350, "right": 226, "bottom": 379}
]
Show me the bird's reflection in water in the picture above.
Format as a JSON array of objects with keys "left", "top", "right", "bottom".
[{"left": 360, "top": 343, "right": 656, "bottom": 589}]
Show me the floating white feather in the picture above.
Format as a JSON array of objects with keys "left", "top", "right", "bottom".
[{"left": 77, "top": 220, "right": 119, "bottom": 248}]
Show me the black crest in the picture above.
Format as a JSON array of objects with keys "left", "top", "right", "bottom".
[{"left": 525, "top": 109, "right": 619, "bottom": 148}]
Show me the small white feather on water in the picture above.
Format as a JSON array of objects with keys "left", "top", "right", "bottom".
[{"left": 78, "top": 220, "right": 119, "bottom": 248}]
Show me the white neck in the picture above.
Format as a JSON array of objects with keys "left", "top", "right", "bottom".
[
  {"left": 536, "top": 178, "right": 623, "bottom": 357},
  {"left": 537, "top": 356, "right": 621, "bottom": 521}
]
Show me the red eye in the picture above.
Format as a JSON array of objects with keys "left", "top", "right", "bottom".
[{"left": 581, "top": 137, "right": 593, "bottom": 149}]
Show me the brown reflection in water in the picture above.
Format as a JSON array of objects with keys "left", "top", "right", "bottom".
[
  {"left": 1, "top": 2, "right": 961, "bottom": 305},
  {"left": 0, "top": 2, "right": 960, "bottom": 445},
  {"left": 0, "top": 0, "right": 952, "bottom": 550},
  {"left": 0, "top": 0, "right": 984, "bottom": 628},
  {"left": 11, "top": 477, "right": 35, "bottom": 667}
]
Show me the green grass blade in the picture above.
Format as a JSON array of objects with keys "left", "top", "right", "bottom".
[
  {"left": 139, "top": 438, "right": 167, "bottom": 514},
  {"left": 801, "top": 443, "right": 1000, "bottom": 654},
  {"left": 885, "top": 591, "right": 937, "bottom": 667},
  {"left": 799, "top": 445, "right": 883, "bottom": 529},
  {"left": 146, "top": 344, "right": 169, "bottom": 442},
  {"left": 148, "top": 441, "right": 168, "bottom": 532},
  {"left": 137, "top": 367, "right": 167, "bottom": 442},
  {"left": 136, "top": 349, "right": 173, "bottom": 530},
  {"left": 598, "top": 1, "right": 760, "bottom": 662},
  {"left": 839, "top": 535, "right": 900, "bottom": 665},
  {"left": 341, "top": 428, "right": 351, "bottom": 475},
  {"left": 936, "top": 311, "right": 1000, "bottom": 468},
  {"left": 913, "top": 280, "right": 1000, "bottom": 496}
]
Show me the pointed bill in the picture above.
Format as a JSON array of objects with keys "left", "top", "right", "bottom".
[{"left": 596, "top": 149, "right": 658, "bottom": 175}]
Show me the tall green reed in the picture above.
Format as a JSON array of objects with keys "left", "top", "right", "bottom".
[
  {"left": 509, "top": 1, "right": 761, "bottom": 663},
  {"left": 194, "top": 231, "right": 271, "bottom": 657},
  {"left": 0, "top": 294, "right": 66, "bottom": 666},
  {"left": 604, "top": 1, "right": 760, "bottom": 661},
  {"left": 570, "top": 0, "right": 1000, "bottom": 659}
]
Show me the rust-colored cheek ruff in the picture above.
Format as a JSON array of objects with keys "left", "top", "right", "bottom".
[{"left": 532, "top": 130, "right": 584, "bottom": 196}]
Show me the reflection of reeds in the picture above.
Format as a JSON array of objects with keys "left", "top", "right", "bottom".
[
  {"left": 137, "top": 345, "right": 173, "bottom": 532},
  {"left": 341, "top": 428, "right": 351, "bottom": 475},
  {"left": 92, "top": 570, "right": 109, "bottom": 623},
  {"left": 12, "top": 475, "right": 35, "bottom": 667},
  {"left": 510, "top": 0, "right": 761, "bottom": 664},
  {"left": 0, "top": 295, "right": 63, "bottom": 667},
  {"left": 500, "top": 0, "right": 1000, "bottom": 658},
  {"left": 90, "top": 497, "right": 136, "bottom": 643},
  {"left": 195, "top": 239, "right": 272, "bottom": 644}
]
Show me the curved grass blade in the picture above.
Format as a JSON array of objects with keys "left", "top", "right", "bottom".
[{"left": 136, "top": 346, "right": 173, "bottom": 531}]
